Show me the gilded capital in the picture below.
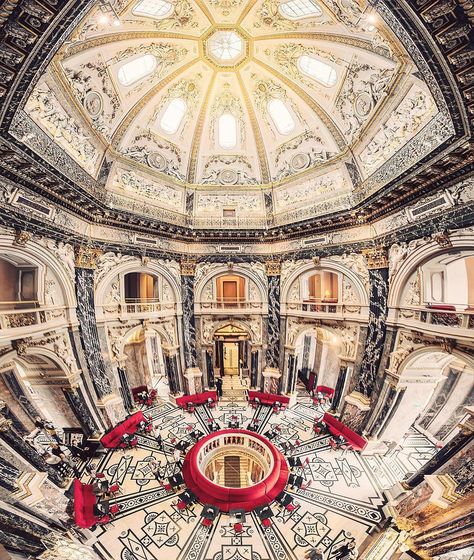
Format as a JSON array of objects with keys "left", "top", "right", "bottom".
[
  {"left": 181, "top": 259, "right": 197, "bottom": 276},
  {"left": 265, "top": 260, "right": 281, "bottom": 276},
  {"left": 75, "top": 245, "right": 102, "bottom": 269},
  {"left": 362, "top": 246, "right": 389, "bottom": 269}
]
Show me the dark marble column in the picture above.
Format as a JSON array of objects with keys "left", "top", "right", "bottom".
[
  {"left": 63, "top": 385, "right": 100, "bottom": 436},
  {"left": 206, "top": 350, "right": 214, "bottom": 388},
  {"left": 250, "top": 350, "right": 259, "bottom": 389},
  {"left": 285, "top": 353, "right": 296, "bottom": 394},
  {"left": 405, "top": 426, "right": 473, "bottom": 489},
  {"left": 3, "top": 367, "right": 40, "bottom": 420},
  {"left": 355, "top": 262, "right": 389, "bottom": 398},
  {"left": 265, "top": 262, "right": 281, "bottom": 369},
  {"left": 165, "top": 353, "right": 180, "bottom": 395},
  {"left": 116, "top": 365, "right": 134, "bottom": 412},
  {"left": 0, "top": 423, "right": 65, "bottom": 487},
  {"left": 180, "top": 262, "right": 198, "bottom": 369},
  {"left": 75, "top": 267, "right": 113, "bottom": 399},
  {"left": 0, "top": 454, "right": 20, "bottom": 493},
  {"left": 332, "top": 365, "right": 348, "bottom": 411},
  {"left": 0, "top": 505, "right": 52, "bottom": 556},
  {"left": 367, "top": 382, "right": 399, "bottom": 437}
]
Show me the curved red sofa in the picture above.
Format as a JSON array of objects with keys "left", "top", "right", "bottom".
[
  {"left": 182, "top": 429, "right": 288, "bottom": 512},
  {"left": 100, "top": 411, "right": 146, "bottom": 448}
]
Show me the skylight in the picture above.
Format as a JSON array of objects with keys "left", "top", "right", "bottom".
[
  {"left": 208, "top": 31, "right": 243, "bottom": 62},
  {"left": 298, "top": 55, "right": 337, "bottom": 87},
  {"left": 160, "top": 98, "right": 187, "bottom": 135},
  {"left": 218, "top": 113, "right": 237, "bottom": 149},
  {"left": 117, "top": 54, "right": 157, "bottom": 86},
  {"left": 279, "top": 0, "right": 322, "bottom": 19},
  {"left": 267, "top": 99, "right": 295, "bottom": 135},
  {"left": 132, "top": 0, "right": 173, "bottom": 19}
]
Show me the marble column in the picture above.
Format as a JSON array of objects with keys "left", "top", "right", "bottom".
[
  {"left": 180, "top": 260, "right": 202, "bottom": 393},
  {"left": 265, "top": 261, "right": 281, "bottom": 370},
  {"left": 116, "top": 359, "right": 134, "bottom": 412},
  {"left": 0, "top": 403, "right": 65, "bottom": 488},
  {"left": 250, "top": 350, "right": 259, "bottom": 389},
  {"left": 342, "top": 248, "right": 389, "bottom": 432},
  {"left": 164, "top": 352, "right": 180, "bottom": 395},
  {"left": 331, "top": 364, "right": 348, "bottom": 411},
  {"left": 205, "top": 349, "right": 214, "bottom": 388},
  {"left": 63, "top": 385, "right": 100, "bottom": 437},
  {"left": 405, "top": 418, "right": 474, "bottom": 489},
  {"left": 285, "top": 353, "right": 297, "bottom": 394},
  {"left": 75, "top": 255, "right": 126, "bottom": 425}
]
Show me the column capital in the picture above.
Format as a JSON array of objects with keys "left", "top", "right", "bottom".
[
  {"left": 75, "top": 245, "right": 102, "bottom": 269},
  {"left": 362, "top": 246, "right": 388, "bottom": 269},
  {"left": 265, "top": 260, "right": 281, "bottom": 276},
  {"left": 180, "top": 259, "right": 197, "bottom": 276}
]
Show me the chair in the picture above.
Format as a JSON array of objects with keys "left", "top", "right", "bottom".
[
  {"left": 97, "top": 515, "right": 111, "bottom": 525},
  {"left": 95, "top": 472, "right": 105, "bottom": 479},
  {"left": 177, "top": 500, "right": 187, "bottom": 510},
  {"left": 130, "top": 437, "right": 138, "bottom": 448},
  {"left": 187, "top": 406, "right": 195, "bottom": 413},
  {"left": 300, "top": 480, "right": 311, "bottom": 490},
  {"left": 186, "top": 425, "right": 193, "bottom": 432},
  {"left": 109, "top": 483, "right": 121, "bottom": 496},
  {"left": 285, "top": 503, "right": 297, "bottom": 512},
  {"left": 208, "top": 400, "right": 216, "bottom": 409},
  {"left": 161, "top": 481, "right": 173, "bottom": 492},
  {"left": 250, "top": 401, "right": 258, "bottom": 409},
  {"left": 261, "top": 518, "right": 272, "bottom": 528},
  {"left": 329, "top": 438, "right": 338, "bottom": 451},
  {"left": 233, "top": 522, "right": 243, "bottom": 534},
  {"left": 201, "top": 518, "right": 213, "bottom": 527},
  {"left": 109, "top": 504, "right": 120, "bottom": 517}
]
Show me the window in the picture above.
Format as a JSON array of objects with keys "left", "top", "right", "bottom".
[
  {"left": 124, "top": 272, "right": 158, "bottom": 301},
  {"left": 117, "top": 54, "right": 157, "bottom": 86},
  {"left": 267, "top": 99, "right": 295, "bottom": 135},
  {"left": 298, "top": 55, "right": 337, "bottom": 87},
  {"left": 208, "top": 31, "right": 243, "bottom": 62},
  {"left": 218, "top": 113, "right": 237, "bottom": 149},
  {"left": 160, "top": 98, "right": 187, "bottom": 135},
  {"left": 279, "top": 0, "right": 322, "bottom": 19},
  {"left": 132, "top": 0, "right": 173, "bottom": 18},
  {"left": 223, "top": 208, "right": 236, "bottom": 218}
]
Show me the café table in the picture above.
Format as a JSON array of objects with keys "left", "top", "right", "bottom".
[
  {"left": 201, "top": 505, "right": 219, "bottom": 520},
  {"left": 254, "top": 505, "right": 273, "bottom": 520}
]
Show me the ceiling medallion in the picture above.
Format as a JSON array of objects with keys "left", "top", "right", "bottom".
[
  {"left": 147, "top": 152, "right": 167, "bottom": 171},
  {"left": 354, "top": 92, "right": 373, "bottom": 119},
  {"left": 291, "top": 153, "right": 311, "bottom": 171},
  {"left": 218, "top": 169, "right": 238, "bottom": 184},
  {"left": 205, "top": 29, "right": 247, "bottom": 67},
  {"left": 84, "top": 91, "right": 103, "bottom": 118}
]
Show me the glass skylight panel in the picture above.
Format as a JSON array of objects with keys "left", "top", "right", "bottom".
[
  {"left": 218, "top": 113, "right": 238, "bottom": 149},
  {"left": 279, "top": 0, "right": 322, "bottom": 19},
  {"left": 267, "top": 99, "right": 295, "bottom": 135},
  {"left": 117, "top": 54, "right": 157, "bottom": 86},
  {"left": 160, "top": 98, "right": 187, "bottom": 135},
  {"left": 298, "top": 55, "right": 337, "bottom": 87},
  {"left": 132, "top": 0, "right": 173, "bottom": 18},
  {"left": 208, "top": 31, "right": 243, "bottom": 62}
]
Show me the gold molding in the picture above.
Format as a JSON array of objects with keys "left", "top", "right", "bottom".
[
  {"left": 237, "top": 0, "right": 259, "bottom": 25},
  {"left": 236, "top": 71, "right": 270, "bottom": 182},
  {"left": 187, "top": 70, "right": 217, "bottom": 183},
  {"left": 253, "top": 57, "right": 346, "bottom": 151}
]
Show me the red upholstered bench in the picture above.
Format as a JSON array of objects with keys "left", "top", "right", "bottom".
[
  {"left": 315, "top": 385, "right": 335, "bottom": 399},
  {"left": 322, "top": 413, "right": 367, "bottom": 451},
  {"left": 132, "top": 385, "right": 148, "bottom": 403},
  {"left": 100, "top": 411, "right": 146, "bottom": 448},
  {"left": 248, "top": 391, "right": 290, "bottom": 408},
  {"left": 74, "top": 479, "right": 98, "bottom": 529},
  {"left": 176, "top": 390, "right": 218, "bottom": 409}
]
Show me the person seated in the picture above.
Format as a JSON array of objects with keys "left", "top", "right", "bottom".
[
  {"left": 336, "top": 434, "right": 347, "bottom": 448},
  {"left": 120, "top": 433, "right": 131, "bottom": 447},
  {"left": 138, "top": 390, "right": 148, "bottom": 402},
  {"left": 155, "top": 433, "right": 163, "bottom": 449}
]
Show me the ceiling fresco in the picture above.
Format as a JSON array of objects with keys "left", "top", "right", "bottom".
[{"left": 15, "top": 0, "right": 452, "bottom": 227}]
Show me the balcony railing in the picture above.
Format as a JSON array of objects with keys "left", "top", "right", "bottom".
[
  {"left": 197, "top": 298, "right": 263, "bottom": 311},
  {"left": 0, "top": 303, "right": 67, "bottom": 331},
  {"left": 397, "top": 305, "right": 474, "bottom": 330},
  {"left": 99, "top": 299, "right": 176, "bottom": 317},
  {"left": 284, "top": 301, "right": 367, "bottom": 317}
]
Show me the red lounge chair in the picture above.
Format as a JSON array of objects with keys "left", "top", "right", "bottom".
[
  {"left": 285, "top": 503, "right": 297, "bottom": 512},
  {"left": 233, "top": 522, "right": 243, "bottom": 533},
  {"left": 262, "top": 518, "right": 272, "bottom": 528},
  {"left": 96, "top": 472, "right": 105, "bottom": 479},
  {"left": 109, "top": 483, "right": 121, "bottom": 496},
  {"left": 201, "top": 518, "right": 213, "bottom": 527},
  {"left": 177, "top": 500, "right": 187, "bottom": 510},
  {"left": 109, "top": 504, "right": 120, "bottom": 517},
  {"left": 329, "top": 438, "right": 338, "bottom": 451},
  {"left": 97, "top": 515, "right": 111, "bottom": 525}
]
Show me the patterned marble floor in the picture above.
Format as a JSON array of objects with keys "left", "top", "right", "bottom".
[{"left": 81, "top": 398, "right": 436, "bottom": 560}]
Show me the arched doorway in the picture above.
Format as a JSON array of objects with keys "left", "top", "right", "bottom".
[
  {"left": 378, "top": 350, "right": 474, "bottom": 445},
  {"left": 213, "top": 324, "right": 250, "bottom": 377},
  {"left": 293, "top": 327, "right": 342, "bottom": 393}
]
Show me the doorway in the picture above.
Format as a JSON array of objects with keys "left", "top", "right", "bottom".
[{"left": 223, "top": 342, "right": 239, "bottom": 375}]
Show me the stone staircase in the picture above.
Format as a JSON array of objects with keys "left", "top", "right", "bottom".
[
  {"left": 215, "top": 456, "right": 249, "bottom": 488},
  {"left": 220, "top": 375, "right": 248, "bottom": 402}
]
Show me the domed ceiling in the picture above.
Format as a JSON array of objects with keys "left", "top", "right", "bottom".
[{"left": 17, "top": 0, "right": 450, "bottom": 229}]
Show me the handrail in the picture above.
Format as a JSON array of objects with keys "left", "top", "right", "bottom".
[
  {"left": 396, "top": 305, "right": 474, "bottom": 329},
  {"left": 0, "top": 305, "right": 68, "bottom": 330}
]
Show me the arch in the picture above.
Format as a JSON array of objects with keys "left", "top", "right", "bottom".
[
  {"left": 95, "top": 260, "right": 181, "bottom": 307},
  {"left": 117, "top": 323, "right": 174, "bottom": 356},
  {"left": 281, "top": 259, "right": 369, "bottom": 306},
  {"left": 195, "top": 265, "right": 267, "bottom": 305},
  {"left": 388, "top": 233, "right": 474, "bottom": 307},
  {"left": 396, "top": 345, "right": 474, "bottom": 379},
  {"left": 0, "top": 234, "right": 76, "bottom": 308},
  {"left": 209, "top": 319, "right": 258, "bottom": 344}
]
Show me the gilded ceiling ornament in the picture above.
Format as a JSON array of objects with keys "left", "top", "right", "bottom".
[
  {"left": 125, "top": 0, "right": 198, "bottom": 30},
  {"left": 201, "top": 154, "right": 258, "bottom": 185},
  {"left": 209, "top": 82, "right": 246, "bottom": 147},
  {"left": 254, "top": 0, "right": 327, "bottom": 30},
  {"left": 209, "top": 0, "right": 243, "bottom": 17}
]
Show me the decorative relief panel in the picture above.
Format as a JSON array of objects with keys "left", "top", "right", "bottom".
[{"left": 195, "top": 192, "right": 264, "bottom": 215}]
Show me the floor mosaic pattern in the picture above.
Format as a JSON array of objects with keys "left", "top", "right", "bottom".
[{"left": 82, "top": 398, "right": 435, "bottom": 560}]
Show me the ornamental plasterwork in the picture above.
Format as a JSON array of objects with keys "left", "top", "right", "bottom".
[
  {"left": 35, "top": 237, "right": 76, "bottom": 282},
  {"left": 195, "top": 192, "right": 264, "bottom": 214},
  {"left": 25, "top": 83, "right": 100, "bottom": 175},
  {"left": 121, "top": 130, "right": 184, "bottom": 181},
  {"left": 359, "top": 85, "right": 436, "bottom": 174},
  {"left": 151, "top": 77, "right": 202, "bottom": 140},
  {"left": 63, "top": 62, "right": 121, "bottom": 141},
  {"left": 252, "top": 76, "right": 304, "bottom": 138},
  {"left": 328, "top": 253, "right": 369, "bottom": 286},
  {"left": 95, "top": 252, "right": 137, "bottom": 287},
  {"left": 329, "top": 323, "right": 359, "bottom": 360},
  {"left": 273, "top": 132, "right": 339, "bottom": 182},
  {"left": 274, "top": 171, "right": 349, "bottom": 211},
  {"left": 113, "top": 169, "right": 184, "bottom": 210},
  {"left": 201, "top": 155, "right": 258, "bottom": 185},
  {"left": 254, "top": 0, "right": 330, "bottom": 30},
  {"left": 209, "top": 0, "right": 243, "bottom": 17},
  {"left": 342, "top": 277, "right": 361, "bottom": 305},
  {"left": 388, "top": 239, "right": 426, "bottom": 280},
  {"left": 126, "top": 0, "right": 198, "bottom": 31},
  {"left": 334, "top": 61, "right": 395, "bottom": 143},
  {"left": 209, "top": 83, "right": 246, "bottom": 147}
]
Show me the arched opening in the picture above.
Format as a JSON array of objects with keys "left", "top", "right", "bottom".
[
  {"left": 213, "top": 323, "right": 250, "bottom": 378},
  {"left": 378, "top": 351, "right": 474, "bottom": 447},
  {"left": 304, "top": 271, "right": 339, "bottom": 303},
  {"left": 124, "top": 272, "right": 159, "bottom": 311},
  {"left": 216, "top": 274, "right": 246, "bottom": 308},
  {"left": 0, "top": 255, "right": 38, "bottom": 309},
  {"left": 294, "top": 327, "right": 342, "bottom": 393},
  {"left": 122, "top": 326, "right": 167, "bottom": 396}
]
